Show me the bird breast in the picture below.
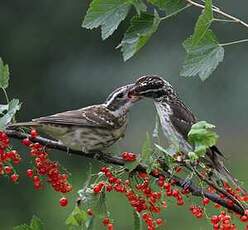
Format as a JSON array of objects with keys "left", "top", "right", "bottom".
[{"left": 155, "top": 103, "right": 192, "bottom": 154}]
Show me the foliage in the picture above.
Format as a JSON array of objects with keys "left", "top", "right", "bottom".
[
  {"left": 0, "top": 58, "right": 9, "bottom": 89},
  {"left": 0, "top": 58, "right": 21, "bottom": 130},
  {"left": 188, "top": 121, "right": 218, "bottom": 158},
  {"left": 83, "top": 0, "right": 248, "bottom": 80},
  {"left": 14, "top": 216, "right": 43, "bottom": 230}
]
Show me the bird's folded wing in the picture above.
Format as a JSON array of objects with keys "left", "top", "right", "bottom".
[
  {"left": 33, "top": 105, "right": 118, "bottom": 129},
  {"left": 168, "top": 100, "right": 197, "bottom": 140}
]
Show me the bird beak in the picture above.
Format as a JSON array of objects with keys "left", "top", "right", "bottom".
[{"left": 128, "top": 84, "right": 145, "bottom": 98}]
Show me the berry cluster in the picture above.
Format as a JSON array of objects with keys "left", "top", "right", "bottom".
[
  {"left": 210, "top": 211, "right": 237, "bottom": 230},
  {"left": 189, "top": 205, "right": 203, "bottom": 219},
  {"left": 223, "top": 182, "right": 248, "bottom": 203},
  {"left": 102, "top": 217, "right": 113, "bottom": 230},
  {"left": 22, "top": 129, "right": 72, "bottom": 206},
  {"left": 121, "top": 152, "right": 136, "bottom": 161},
  {"left": 92, "top": 166, "right": 180, "bottom": 230},
  {"left": 84, "top": 162, "right": 248, "bottom": 230},
  {"left": 0, "top": 131, "right": 21, "bottom": 183}
]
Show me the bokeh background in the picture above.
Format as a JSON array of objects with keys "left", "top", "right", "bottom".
[{"left": 0, "top": 0, "right": 247, "bottom": 229}]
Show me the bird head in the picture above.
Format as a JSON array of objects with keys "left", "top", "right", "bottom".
[
  {"left": 129, "top": 75, "right": 173, "bottom": 100},
  {"left": 105, "top": 84, "right": 141, "bottom": 116}
]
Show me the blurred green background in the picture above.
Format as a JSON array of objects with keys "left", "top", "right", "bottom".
[{"left": 0, "top": 0, "right": 248, "bottom": 229}]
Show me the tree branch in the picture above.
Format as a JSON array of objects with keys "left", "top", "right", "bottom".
[
  {"left": 5, "top": 129, "right": 245, "bottom": 215},
  {"left": 185, "top": 0, "right": 248, "bottom": 29}
]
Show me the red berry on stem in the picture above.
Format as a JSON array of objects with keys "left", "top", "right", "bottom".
[
  {"left": 22, "top": 138, "right": 31, "bottom": 146},
  {"left": 156, "top": 218, "right": 163, "bottom": 225},
  {"left": 59, "top": 197, "right": 68, "bottom": 207},
  {"left": 10, "top": 173, "right": 19, "bottom": 182},
  {"left": 87, "top": 208, "right": 93, "bottom": 216},
  {"left": 4, "top": 166, "right": 12, "bottom": 174},
  {"left": 30, "top": 129, "right": 38, "bottom": 138},
  {"left": 241, "top": 215, "right": 248, "bottom": 222},
  {"left": 202, "top": 197, "right": 210, "bottom": 205},
  {"left": 26, "top": 169, "right": 33, "bottom": 178},
  {"left": 103, "top": 217, "right": 110, "bottom": 225},
  {"left": 107, "top": 223, "right": 113, "bottom": 230}
]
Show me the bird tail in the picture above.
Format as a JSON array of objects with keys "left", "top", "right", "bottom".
[
  {"left": 7, "top": 122, "right": 39, "bottom": 129},
  {"left": 208, "top": 148, "right": 247, "bottom": 195}
]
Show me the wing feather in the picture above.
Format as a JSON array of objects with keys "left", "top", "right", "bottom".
[
  {"left": 168, "top": 100, "right": 196, "bottom": 139},
  {"left": 33, "top": 105, "right": 122, "bottom": 129}
]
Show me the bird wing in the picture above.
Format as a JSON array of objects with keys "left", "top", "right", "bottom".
[
  {"left": 168, "top": 100, "right": 197, "bottom": 140},
  {"left": 33, "top": 105, "right": 121, "bottom": 129},
  {"left": 169, "top": 100, "right": 224, "bottom": 157}
]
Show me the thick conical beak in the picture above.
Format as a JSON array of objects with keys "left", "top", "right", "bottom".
[{"left": 127, "top": 85, "right": 143, "bottom": 102}]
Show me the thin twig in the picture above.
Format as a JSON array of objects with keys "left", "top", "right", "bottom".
[
  {"left": 160, "top": 4, "right": 191, "bottom": 21},
  {"left": 220, "top": 39, "right": 248, "bottom": 47},
  {"left": 5, "top": 129, "right": 245, "bottom": 215},
  {"left": 185, "top": 0, "right": 248, "bottom": 29}
]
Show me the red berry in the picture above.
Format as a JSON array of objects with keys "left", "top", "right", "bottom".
[
  {"left": 121, "top": 152, "right": 136, "bottom": 161},
  {"left": 33, "top": 175, "right": 40, "bottom": 182},
  {"left": 59, "top": 197, "right": 68, "bottom": 207},
  {"left": 245, "top": 209, "right": 248, "bottom": 216},
  {"left": 241, "top": 215, "right": 248, "bottom": 222},
  {"left": 4, "top": 166, "right": 12, "bottom": 174},
  {"left": 177, "top": 199, "right": 184, "bottom": 206},
  {"left": 93, "top": 185, "right": 101, "bottom": 193},
  {"left": 172, "top": 189, "right": 179, "bottom": 197},
  {"left": 10, "top": 173, "right": 19, "bottom": 182},
  {"left": 87, "top": 208, "right": 93, "bottom": 216},
  {"left": 202, "top": 197, "right": 210, "bottom": 205},
  {"left": 156, "top": 218, "right": 163, "bottom": 225},
  {"left": 102, "top": 217, "right": 110, "bottom": 225},
  {"left": 22, "top": 138, "right": 32, "bottom": 146},
  {"left": 26, "top": 169, "right": 33, "bottom": 178},
  {"left": 211, "top": 215, "right": 220, "bottom": 225},
  {"left": 30, "top": 129, "right": 38, "bottom": 138},
  {"left": 107, "top": 223, "right": 113, "bottom": 230}
]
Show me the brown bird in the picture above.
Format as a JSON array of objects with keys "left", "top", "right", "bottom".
[
  {"left": 130, "top": 75, "right": 246, "bottom": 192},
  {"left": 8, "top": 84, "right": 140, "bottom": 153}
]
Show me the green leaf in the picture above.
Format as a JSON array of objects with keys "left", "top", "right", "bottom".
[
  {"left": 119, "top": 11, "right": 160, "bottom": 61},
  {"left": 188, "top": 151, "right": 199, "bottom": 161},
  {"left": 13, "top": 216, "right": 43, "bottom": 230},
  {"left": 181, "top": 30, "right": 224, "bottom": 81},
  {"left": 181, "top": 0, "right": 223, "bottom": 80},
  {"left": 191, "top": 121, "right": 215, "bottom": 130},
  {"left": 188, "top": 121, "right": 219, "bottom": 157},
  {"left": 148, "top": 0, "right": 186, "bottom": 14},
  {"left": 65, "top": 206, "right": 88, "bottom": 227},
  {"left": 190, "top": 0, "right": 213, "bottom": 45},
  {"left": 0, "top": 99, "right": 21, "bottom": 130},
  {"left": 82, "top": 0, "right": 131, "bottom": 40},
  {"left": 133, "top": 211, "right": 142, "bottom": 230},
  {"left": 30, "top": 216, "right": 43, "bottom": 230},
  {"left": 154, "top": 143, "right": 178, "bottom": 156},
  {"left": 13, "top": 225, "right": 31, "bottom": 230},
  {"left": 132, "top": 0, "right": 147, "bottom": 15},
  {"left": 141, "top": 132, "right": 152, "bottom": 164},
  {"left": 125, "top": 159, "right": 139, "bottom": 171},
  {"left": 0, "top": 58, "right": 10, "bottom": 89},
  {"left": 154, "top": 143, "right": 174, "bottom": 169}
]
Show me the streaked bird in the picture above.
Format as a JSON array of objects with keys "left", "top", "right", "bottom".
[
  {"left": 130, "top": 75, "right": 245, "bottom": 191},
  {"left": 8, "top": 84, "right": 140, "bottom": 153}
]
